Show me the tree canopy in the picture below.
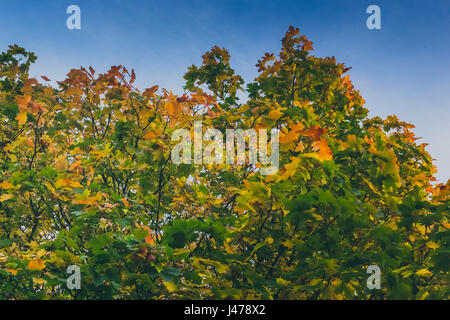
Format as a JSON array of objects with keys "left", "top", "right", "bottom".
[{"left": 0, "top": 27, "right": 448, "bottom": 300}]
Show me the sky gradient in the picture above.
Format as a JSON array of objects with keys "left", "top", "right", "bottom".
[{"left": 0, "top": 0, "right": 448, "bottom": 182}]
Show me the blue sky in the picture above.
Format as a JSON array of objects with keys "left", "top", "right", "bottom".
[{"left": 0, "top": 0, "right": 448, "bottom": 182}]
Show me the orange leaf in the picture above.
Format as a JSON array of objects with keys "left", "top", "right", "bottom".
[
  {"left": 28, "top": 259, "right": 46, "bottom": 271},
  {"left": 69, "top": 160, "right": 82, "bottom": 172},
  {"left": 142, "top": 85, "right": 159, "bottom": 98},
  {"left": 15, "top": 94, "right": 31, "bottom": 111},
  {"left": 16, "top": 110, "right": 27, "bottom": 126},
  {"left": 312, "top": 138, "right": 333, "bottom": 161},
  {"left": 300, "top": 126, "right": 326, "bottom": 140},
  {"left": 144, "top": 130, "right": 157, "bottom": 140},
  {"left": 0, "top": 181, "right": 16, "bottom": 189}
]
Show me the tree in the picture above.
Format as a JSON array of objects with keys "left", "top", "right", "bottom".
[{"left": 0, "top": 27, "right": 448, "bottom": 300}]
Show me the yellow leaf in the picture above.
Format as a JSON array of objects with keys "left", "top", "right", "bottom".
[
  {"left": 282, "top": 239, "right": 296, "bottom": 248},
  {"left": 267, "top": 109, "right": 284, "bottom": 120},
  {"left": 33, "top": 278, "right": 46, "bottom": 285},
  {"left": 27, "top": 259, "right": 46, "bottom": 271},
  {"left": 276, "top": 277, "right": 290, "bottom": 286},
  {"left": 163, "top": 281, "right": 177, "bottom": 293},
  {"left": 309, "top": 278, "right": 322, "bottom": 286},
  {"left": 16, "top": 110, "right": 27, "bottom": 126},
  {"left": 0, "top": 194, "right": 14, "bottom": 202},
  {"left": 0, "top": 181, "right": 16, "bottom": 189},
  {"left": 224, "top": 239, "right": 234, "bottom": 254},
  {"left": 416, "top": 268, "right": 432, "bottom": 277},
  {"left": 36, "top": 249, "right": 47, "bottom": 258},
  {"left": 293, "top": 100, "right": 307, "bottom": 108},
  {"left": 72, "top": 191, "right": 102, "bottom": 205},
  {"left": 417, "top": 291, "right": 429, "bottom": 300},
  {"left": 283, "top": 157, "right": 300, "bottom": 179},
  {"left": 70, "top": 181, "right": 84, "bottom": 188},
  {"left": 426, "top": 241, "right": 439, "bottom": 249},
  {"left": 55, "top": 178, "right": 83, "bottom": 189},
  {"left": 312, "top": 213, "right": 323, "bottom": 221}
]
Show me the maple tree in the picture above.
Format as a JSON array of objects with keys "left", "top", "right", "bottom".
[{"left": 0, "top": 28, "right": 448, "bottom": 300}]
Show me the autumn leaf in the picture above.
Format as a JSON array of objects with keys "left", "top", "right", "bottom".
[
  {"left": 0, "top": 194, "right": 14, "bottom": 202},
  {"left": 54, "top": 156, "right": 67, "bottom": 171},
  {"left": 15, "top": 94, "right": 31, "bottom": 111},
  {"left": 163, "top": 281, "right": 177, "bottom": 293},
  {"left": 27, "top": 259, "right": 46, "bottom": 271},
  {"left": 282, "top": 157, "right": 300, "bottom": 179},
  {"left": 416, "top": 269, "right": 432, "bottom": 277},
  {"left": 0, "top": 30, "right": 446, "bottom": 301},
  {"left": 312, "top": 138, "right": 333, "bottom": 161},
  {"left": 72, "top": 191, "right": 102, "bottom": 205},
  {"left": 267, "top": 109, "right": 284, "bottom": 120},
  {"left": 300, "top": 126, "right": 326, "bottom": 140},
  {"left": 144, "top": 130, "right": 158, "bottom": 140},
  {"left": 16, "top": 110, "right": 27, "bottom": 126},
  {"left": 55, "top": 178, "right": 83, "bottom": 189},
  {"left": 69, "top": 160, "right": 82, "bottom": 172},
  {"left": 142, "top": 85, "right": 159, "bottom": 98},
  {"left": 0, "top": 181, "right": 16, "bottom": 189}
]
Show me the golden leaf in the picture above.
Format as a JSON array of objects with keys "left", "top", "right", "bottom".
[
  {"left": 16, "top": 110, "right": 27, "bottom": 126},
  {"left": 15, "top": 94, "right": 31, "bottom": 111},
  {"left": 27, "top": 259, "right": 46, "bottom": 271},
  {"left": 0, "top": 194, "right": 14, "bottom": 202},
  {"left": 0, "top": 181, "right": 16, "bottom": 189},
  {"left": 267, "top": 109, "right": 284, "bottom": 120},
  {"left": 163, "top": 281, "right": 177, "bottom": 293},
  {"left": 312, "top": 138, "right": 333, "bottom": 161},
  {"left": 416, "top": 268, "right": 432, "bottom": 277}
]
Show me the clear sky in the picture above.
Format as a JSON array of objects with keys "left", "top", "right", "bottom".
[{"left": 0, "top": 0, "right": 448, "bottom": 182}]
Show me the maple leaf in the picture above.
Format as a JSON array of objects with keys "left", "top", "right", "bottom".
[
  {"left": 300, "top": 126, "right": 326, "bottom": 140},
  {"left": 15, "top": 94, "right": 31, "bottom": 111},
  {"left": 312, "top": 138, "right": 333, "bottom": 161},
  {"left": 283, "top": 157, "right": 300, "bottom": 179}
]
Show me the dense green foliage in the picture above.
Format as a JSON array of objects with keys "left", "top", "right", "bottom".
[{"left": 0, "top": 28, "right": 448, "bottom": 299}]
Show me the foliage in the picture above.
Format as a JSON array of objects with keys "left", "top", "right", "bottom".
[{"left": 0, "top": 27, "right": 448, "bottom": 300}]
